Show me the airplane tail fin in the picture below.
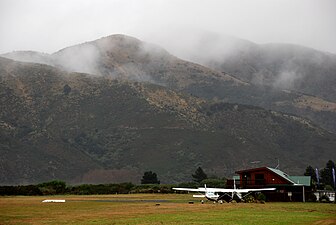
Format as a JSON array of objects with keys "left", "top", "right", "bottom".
[{"left": 204, "top": 184, "right": 209, "bottom": 194}]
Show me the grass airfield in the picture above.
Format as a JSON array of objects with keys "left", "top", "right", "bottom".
[{"left": 1, "top": 194, "right": 335, "bottom": 225}]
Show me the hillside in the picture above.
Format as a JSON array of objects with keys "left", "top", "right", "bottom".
[
  {"left": 1, "top": 51, "right": 53, "bottom": 66},
  {"left": 210, "top": 44, "right": 336, "bottom": 102},
  {"left": 1, "top": 57, "right": 336, "bottom": 185},
  {"left": 174, "top": 33, "right": 336, "bottom": 101},
  {"left": 2, "top": 34, "right": 336, "bottom": 134},
  {"left": 158, "top": 33, "right": 336, "bottom": 133}
]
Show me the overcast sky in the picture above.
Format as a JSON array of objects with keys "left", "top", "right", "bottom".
[{"left": 0, "top": 0, "right": 335, "bottom": 55}]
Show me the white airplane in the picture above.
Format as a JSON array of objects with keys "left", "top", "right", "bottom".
[{"left": 173, "top": 180, "right": 276, "bottom": 202}]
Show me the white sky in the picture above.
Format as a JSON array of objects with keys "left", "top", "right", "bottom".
[{"left": 0, "top": 0, "right": 335, "bottom": 54}]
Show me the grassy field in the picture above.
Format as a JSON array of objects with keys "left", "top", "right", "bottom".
[{"left": 0, "top": 194, "right": 335, "bottom": 225}]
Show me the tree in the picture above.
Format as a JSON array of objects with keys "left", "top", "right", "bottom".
[
  {"left": 304, "top": 165, "right": 317, "bottom": 188},
  {"left": 320, "top": 160, "right": 335, "bottom": 189},
  {"left": 141, "top": 171, "right": 160, "bottom": 184},
  {"left": 38, "top": 180, "right": 67, "bottom": 195},
  {"left": 192, "top": 167, "right": 208, "bottom": 183}
]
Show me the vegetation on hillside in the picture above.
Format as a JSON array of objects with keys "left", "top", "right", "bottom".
[{"left": 1, "top": 57, "right": 336, "bottom": 185}]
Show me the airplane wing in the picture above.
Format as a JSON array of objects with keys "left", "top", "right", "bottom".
[
  {"left": 173, "top": 187, "right": 275, "bottom": 193},
  {"left": 205, "top": 187, "right": 276, "bottom": 193},
  {"left": 235, "top": 187, "right": 276, "bottom": 193},
  {"left": 196, "top": 187, "right": 236, "bottom": 192},
  {"left": 172, "top": 187, "right": 201, "bottom": 192},
  {"left": 173, "top": 187, "right": 238, "bottom": 193}
]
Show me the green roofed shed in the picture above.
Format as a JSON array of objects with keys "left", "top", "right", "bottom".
[{"left": 289, "top": 176, "right": 311, "bottom": 186}]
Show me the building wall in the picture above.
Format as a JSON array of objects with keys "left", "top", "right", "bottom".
[
  {"left": 266, "top": 186, "right": 310, "bottom": 202},
  {"left": 239, "top": 169, "right": 290, "bottom": 188}
]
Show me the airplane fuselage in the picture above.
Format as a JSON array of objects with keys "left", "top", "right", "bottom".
[{"left": 205, "top": 192, "right": 220, "bottom": 201}]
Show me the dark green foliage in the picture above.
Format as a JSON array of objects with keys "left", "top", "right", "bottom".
[
  {"left": 244, "top": 195, "right": 255, "bottom": 203},
  {"left": 141, "top": 171, "right": 160, "bottom": 184},
  {"left": 304, "top": 166, "right": 317, "bottom": 183},
  {"left": 304, "top": 165, "right": 317, "bottom": 189},
  {"left": 324, "top": 185, "right": 333, "bottom": 191},
  {"left": 256, "top": 193, "right": 266, "bottom": 202},
  {"left": 0, "top": 182, "right": 178, "bottom": 195},
  {"left": 192, "top": 167, "right": 208, "bottom": 183},
  {"left": 0, "top": 185, "right": 42, "bottom": 196},
  {"left": 304, "top": 160, "right": 335, "bottom": 190},
  {"left": 320, "top": 160, "right": 335, "bottom": 189},
  {"left": 38, "top": 180, "right": 67, "bottom": 195},
  {"left": 200, "top": 179, "right": 226, "bottom": 188},
  {"left": 131, "top": 184, "right": 174, "bottom": 193},
  {"left": 68, "top": 183, "right": 134, "bottom": 195},
  {"left": 176, "top": 182, "right": 199, "bottom": 189}
]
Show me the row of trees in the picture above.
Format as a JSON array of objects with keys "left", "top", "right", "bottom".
[
  {"left": 304, "top": 160, "right": 335, "bottom": 190},
  {"left": 0, "top": 181, "right": 177, "bottom": 196},
  {"left": 0, "top": 167, "right": 220, "bottom": 196},
  {"left": 5, "top": 161, "right": 333, "bottom": 196},
  {"left": 140, "top": 167, "right": 225, "bottom": 187}
]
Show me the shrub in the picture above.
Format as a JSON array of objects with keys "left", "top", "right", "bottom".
[
  {"left": 200, "top": 179, "right": 226, "bottom": 188},
  {"left": 256, "top": 193, "right": 266, "bottom": 202},
  {"left": 244, "top": 195, "right": 255, "bottom": 203}
]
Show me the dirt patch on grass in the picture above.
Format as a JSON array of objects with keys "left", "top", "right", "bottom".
[{"left": 312, "top": 219, "right": 336, "bottom": 225}]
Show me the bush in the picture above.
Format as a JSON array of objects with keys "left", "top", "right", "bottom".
[
  {"left": 200, "top": 179, "right": 226, "bottom": 188},
  {"left": 141, "top": 171, "right": 160, "bottom": 184},
  {"left": 131, "top": 184, "right": 160, "bottom": 193},
  {"left": 38, "top": 180, "right": 67, "bottom": 195},
  {"left": 256, "top": 193, "right": 266, "bottom": 202},
  {"left": 176, "top": 182, "right": 198, "bottom": 188},
  {"left": 324, "top": 185, "right": 334, "bottom": 191},
  {"left": 244, "top": 195, "right": 255, "bottom": 203}
]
